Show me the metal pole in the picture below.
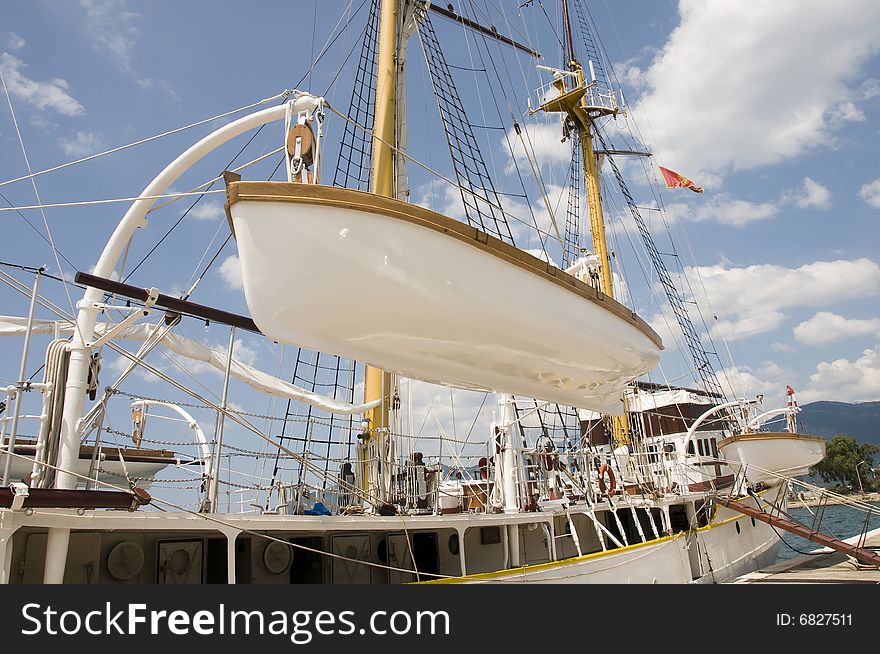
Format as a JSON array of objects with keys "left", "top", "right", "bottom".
[
  {"left": 207, "top": 326, "right": 235, "bottom": 511},
  {"left": 856, "top": 460, "right": 866, "bottom": 494},
  {"left": 2, "top": 268, "right": 42, "bottom": 485}
]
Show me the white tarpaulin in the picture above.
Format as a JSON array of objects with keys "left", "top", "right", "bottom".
[
  {"left": 577, "top": 387, "right": 714, "bottom": 421},
  {"left": 0, "top": 316, "right": 379, "bottom": 415}
]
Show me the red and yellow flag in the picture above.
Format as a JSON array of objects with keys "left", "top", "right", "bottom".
[{"left": 658, "top": 166, "right": 704, "bottom": 193}]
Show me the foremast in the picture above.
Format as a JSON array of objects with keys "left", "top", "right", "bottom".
[{"left": 537, "top": 0, "right": 629, "bottom": 445}]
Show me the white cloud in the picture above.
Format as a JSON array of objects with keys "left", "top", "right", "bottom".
[
  {"left": 859, "top": 179, "right": 880, "bottom": 207},
  {"left": 712, "top": 362, "right": 790, "bottom": 403},
  {"left": 771, "top": 341, "right": 797, "bottom": 353},
  {"left": 663, "top": 195, "right": 778, "bottom": 228},
  {"left": 58, "top": 130, "right": 105, "bottom": 156},
  {"left": 828, "top": 101, "right": 865, "bottom": 124},
  {"left": 654, "top": 178, "right": 830, "bottom": 230},
  {"left": 524, "top": 248, "right": 559, "bottom": 268},
  {"left": 632, "top": 0, "right": 880, "bottom": 178},
  {"left": 80, "top": 0, "right": 141, "bottom": 74},
  {"left": 401, "top": 379, "right": 493, "bottom": 460},
  {"left": 218, "top": 255, "right": 243, "bottom": 290},
  {"left": 710, "top": 312, "right": 786, "bottom": 342},
  {"left": 505, "top": 119, "right": 570, "bottom": 171},
  {"left": 799, "top": 347, "right": 880, "bottom": 403},
  {"left": 6, "top": 32, "right": 25, "bottom": 51},
  {"left": 783, "top": 177, "right": 832, "bottom": 209},
  {"left": 231, "top": 338, "right": 258, "bottom": 367},
  {"left": 691, "top": 259, "right": 880, "bottom": 323},
  {"left": 669, "top": 258, "right": 880, "bottom": 345},
  {"left": 0, "top": 53, "right": 83, "bottom": 116},
  {"left": 793, "top": 312, "right": 880, "bottom": 346},
  {"left": 189, "top": 201, "right": 224, "bottom": 221}
]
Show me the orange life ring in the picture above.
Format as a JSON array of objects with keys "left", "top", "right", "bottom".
[{"left": 597, "top": 463, "right": 616, "bottom": 496}]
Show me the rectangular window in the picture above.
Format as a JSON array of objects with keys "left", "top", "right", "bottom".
[{"left": 697, "top": 440, "right": 705, "bottom": 456}]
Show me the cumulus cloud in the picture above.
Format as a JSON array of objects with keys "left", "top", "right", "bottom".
[
  {"left": 58, "top": 130, "right": 105, "bottom": 156},
  {"left": 859, "top": 179, "right": 880, "bottom": 207},
  {"left": 504, "top": 119, "right": 570, "bottom": 171},
  {"left": 793, "top": 312, "right": 880, "bottom": 346},
  {"left": 663, "top": 195, "right": 778, "bottom": 228},
  {"left": 631, "top": 0, "right": 880, "bottom": 179},
  {"left": 657, "top": 177, "right": 830, "bottom": 230},
  {"left": 710, "top": 312, "right": 786, "bottom": 342},
  {"left": 0, "top": 53, "right": 83, "bottom": 116},
  {"left": 189, "top": 201, "right": 224, "bottom": 221},
  {"left": 782, "top": 177, "right": 832, "bottom": 209},
  {"left": 712, "top": 361, "right": 792, "bottom": 404},
  {"left": 799, "top": 347, "right": 880, "bottom": 403},
  {"left": 650, "top": 258, "right": 880, "bottom": 347},
  {"left": 218, "top": 255, "right": 243, "bottom": 290}
]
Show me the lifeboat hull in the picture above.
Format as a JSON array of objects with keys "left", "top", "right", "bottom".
[
  {"left": 226, "top": 183, "right": 662, "bottom": 414},
  {"left": 718, "top": 432, "right": 826, "bottom": 483}
]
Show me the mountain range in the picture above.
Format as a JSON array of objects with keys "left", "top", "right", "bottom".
[{"left": 797, "top": 401, "right": 880, "bottom": 445}]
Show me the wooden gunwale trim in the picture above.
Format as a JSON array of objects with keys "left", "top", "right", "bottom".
[
  {"left": 717, "top": 432, "right": 825, "bottom": 448},
  {"left": 225, "top": 181, "right": 663, "bottom": 349}
]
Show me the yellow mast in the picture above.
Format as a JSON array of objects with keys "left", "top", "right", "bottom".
[
  {"left": 538, "top": 1, "right": 628, "bottom": 445},
  {"left": 362, "top": 0, "right": 397, "bottom": 494}
]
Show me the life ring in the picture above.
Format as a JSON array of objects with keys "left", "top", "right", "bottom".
[
  {"left": 597, "top": 463, "right": 616, "bottom": 496},
  {"left": 478, "top": 457, "right": 489, "bottom": 480}
]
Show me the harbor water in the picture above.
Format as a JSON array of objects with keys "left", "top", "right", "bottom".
[{"left": 776, "top": 501, "right": 880, "bottom": 562}]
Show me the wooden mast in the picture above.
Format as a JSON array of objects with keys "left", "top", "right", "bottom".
[
  {"left": 361, "top": 0, "right": 397, "bottom": 498},
  {"left": 541, "top": 0, "right": 629, "bottom": 444}
]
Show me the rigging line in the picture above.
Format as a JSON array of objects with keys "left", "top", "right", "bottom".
[
  {"left": 462, "top": 0, "right": 563, "bottom": 247},
  {"left": 0, "top": 190, "right": 78, "bottom": 270},
  {"left": 123, "top": 124, "right": 271, "bottom": 284},
  {"left": 326, "top": 102, "right": 563, "bottom": 244},
  {"left": 0, "top": 189, "right": 227, "bottom": 213},
  {"left": 145, "top": 145, "right": 285, "bottom": 216},
  {"left": 291, "top": 0, "right": 368, "bottom": 90},
  {"left": 0, "top": 93, "right": 290, "bottom": 190},
  {"left": 1, "top": 62, "right": 80, "bottom": 332},
  {"left": 455, "top": 2, "right": 512, "bottom": 238},
  {"left": 321, "top": 9, "right": 371, "bottom": 97}
]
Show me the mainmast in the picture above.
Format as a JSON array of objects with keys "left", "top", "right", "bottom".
[
  {"left": 361, "top": 0, "right": 398, "bottom": 504},
  {"left": 538, "top": 0, "right": 628, "bottom": 444}
]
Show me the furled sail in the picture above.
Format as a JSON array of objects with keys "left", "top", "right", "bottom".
[{"left": 0, "top": 316, "right": 379, "bottom": 415}]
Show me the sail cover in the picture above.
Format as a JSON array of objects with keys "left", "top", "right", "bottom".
[{"left": 0, "top": 316, "right": 379, "bottom": 415}]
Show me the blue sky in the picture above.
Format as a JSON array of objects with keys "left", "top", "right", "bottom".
[{"left": 1, "top": 0, "right": 879, "bottom": 478}]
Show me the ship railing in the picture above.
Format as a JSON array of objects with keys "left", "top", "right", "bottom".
[{"left": 0, "top": 382, "right": 54, "bottom": 486}]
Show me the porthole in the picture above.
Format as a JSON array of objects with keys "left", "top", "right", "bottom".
[
  {"left": 735, "top": 522, "right": 741, "bottom": 535},
  {"left": 751, "top": 517, "right": 756, "bottom": 528},
  {"left": 448, "top": 534, "right": 460, "bottom": 556}
]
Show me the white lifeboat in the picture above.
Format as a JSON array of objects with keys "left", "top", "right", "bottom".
[
  {"left": 718, "top": 432, "right": 826, "bottom": 483},
  {"left": 225, "top": 182, "right": 662, "bottom": 414}
]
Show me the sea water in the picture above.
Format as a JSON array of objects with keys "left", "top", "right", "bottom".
[{"left": 775, "top": 501, "right": 880, "bottom": 562}]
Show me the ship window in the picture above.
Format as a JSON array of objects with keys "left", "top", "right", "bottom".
[
  {"left": 710, "top": 438, "right": 718, "bottom": 457},
  {"left": 687, "top": 441, "right": 695, "bottom": 455},
  {"left": 480, "top": 526, "right": 501, "bottom": 545},
  {"left": 697, "top": 440, "right": 705, "bottom": 456}
]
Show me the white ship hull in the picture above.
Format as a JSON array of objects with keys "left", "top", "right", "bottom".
[
  {"left": 227, "top": 183, "right": 662, "bottom": 414},
  {"left": 0, "top": 492, "right": 779, "bottom": 584}
]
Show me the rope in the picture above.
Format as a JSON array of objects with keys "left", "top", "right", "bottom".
[{"left": 0, "top": 93, "right": 292, "bottom": 189}]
